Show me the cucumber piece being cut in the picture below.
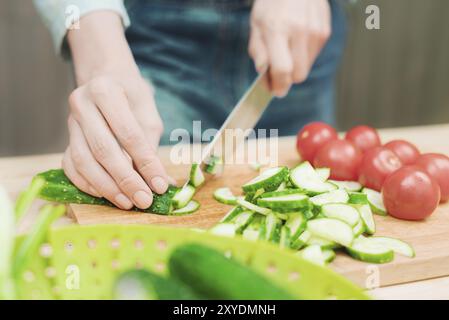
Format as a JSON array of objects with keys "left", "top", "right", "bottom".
[
  {"left": 357, "top": 204, "right": 376, "bottom": 235},
  {"left": 347, "top": 236, "right": 394, "bottom": 264},
  {"left": 362, "top": 188, "right": 387, "bottom": 216},
  {"left": 310, "top": 189, "right": 349, "bottom": 207},
  {"left": 171, "top": 200, "right": 200, "bottom": 215},
  {"left": 172, "top": 184, "right": 196, "bottom": 209},
  {"left": 329, "top": 180, "right": 362, "bottom": 192},
  {"left": 321, "top": 203, "right": 360, "bottom": 227},
  {"left": 189, "top": 163, "right": 205, "bottom": 188},
  {"left": 316, "top": 168, "right": 331, "bottom": 181},
  {"left": 352, "top": 219, "right": 365, "bottom": 237},
  {"left": 213, "top": 187, "right": 237, "bottom": 205},
  {"left": 209, "top": 223, "right": 236, "bottom": 237},
  {"left": 307, "top": 218, "right": 354, "bottom": 247},
  {"left": 204, "top": 155, "right": 223, "bottom": 175},
  {"left": 236, "top": 197, "right": 271, "bottom": 215},
  {"left": 257, "top": 193, "right": 309, "bottom": 212},
  {"left": 289, "top": 162, "right": 337, "bottom": 195},
  {"left": 367, "top": 237, "right": 415, "bottom": 258},
  {"left": 261, "top": 212, "right": 282, "bottom": 243},
  {"left": 242, "top": 167, "right": 289, "bottom": 193},
  {"left": 348, "top": 192, "right": 369, "bottom": 205}
]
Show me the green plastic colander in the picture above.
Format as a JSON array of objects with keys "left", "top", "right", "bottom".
[{"left": 14, "top": 224, "right": 369, "bottom": 300}]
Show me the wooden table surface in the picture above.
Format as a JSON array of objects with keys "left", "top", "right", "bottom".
[{"left": 1, "top": 124, "right": 449, "bottom": 300}]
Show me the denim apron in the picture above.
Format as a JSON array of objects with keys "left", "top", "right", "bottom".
[{"left": 125, "top": 0, "right": 347, "bottom": 145}]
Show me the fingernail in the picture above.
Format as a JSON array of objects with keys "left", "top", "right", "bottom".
[
  {"left": 133, "top": 191, "right": 153, "bottom": 209},
  {"left": 151, "top": 176, "right": 168, "bottom": 194},
  {"left": 89, "top": 186, "right": 101, "bottom": 198},
  {"left": 115, "top": 193, "right": 133, "bottom": 210}
]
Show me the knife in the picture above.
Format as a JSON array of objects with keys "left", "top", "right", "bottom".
[{"left": 198, "top": 69, "right": 273, "bottom": 177}]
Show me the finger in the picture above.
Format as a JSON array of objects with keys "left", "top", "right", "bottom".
[
  {"left": 264, "top": 31, "right": 294, "bottom": 97},
  {"left": 92, "top": 80, "right": 170, "bottom": 194},
  {"left": 69, "top": 90, "right": 155, "bottom": 209},
  {"left": 248, "top": 27, "right": 269, "bottom": 73},
  {"left": 290, "top": 34, "right": 310, "bottom": 84},
  {"left": 67, "top": 117, "right": 135, "bottom": 210},
  {"left": 62, "top": 148, "right": 101, "bottom": 197}
]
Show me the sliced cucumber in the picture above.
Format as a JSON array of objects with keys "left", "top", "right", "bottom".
[
  {"left": 232, "top": 211, "right": 255, "bottom": 234},
  {"left": 307, "top": 218, "right": 354, "bottom": 247},
  {"left": 357, "top": 204, "right": 376, "bottom": 235},
  {"left": 261, "top": 212, "right": 282, "bottom": 243},
  {"left": 204, "top": 155, "right": 223, "bottom": 175},
  {"left": 236, "top": 198, "right": 271, "bottom": 215},
  {"left": 172, "top": 184, "right": 196, "bottom": 209},
  {"left": 257, "top": 193, "right": 309, "bottom": 211},
  {"left": 298, "top": 245, "right": 326, "bottom": 266},
  {"left": 210, "top": 223, "right": 236, "bottom": 237},
  {"left": 259, "top": 189, "right": 305, "bottom": 199},
  {"left": 348, "top": 192, "right": 369, "bottom": 205},
  {"left": 213, "top": 187, "right": 237, "bottom": 205},
  {"left": 284, "top": 213, "right": 307, "bottom": 241},
  {"left": 220, "top": 206, "right": 244, "bottom": 223},
  {"left": 171, "top": 200, "right": 200, "bottom": 215},
  {"left": 306, "top": 235, "right": 339, "bottom": 250},
  {"left": 329, "top": 180, "right": 362, "bottom": 192},
  {"left": 279, "top": 226, "right": 291, "bottom": 249},
  {"left": 322, "top": 249, "right": 336, "bottom": 263},
  {"left": 352, "top": 219, "right": 365, "bottom": 237},
  {"left": 347, "top": 236, "right": 394, "bottom": 264},
  {"left": 189, "top": 163, "right": 205, "bottom": 187},
  {"left": 290, "top": 230, "right": 311, "bottom": 250},
  {"left": 310, "top": 189, "right": 349, "bottom": 206},
  {"left": 367, "top": 237, "right": 415, "bottom": 258},
  {"left": 242, "top": 216, "right": 264, "bottom": 241},
  {"left": 242, "top": 167, "right": 288, "bottom": 193},
  {"left": 362, "top": 188, "right": 387, "bottom": 216},
  {"left": 289, "top": 162, "right": 337, "bottom": 195},
  {"left": 275, "top": 181, "right": 287, "bottom": 192},
  {"left": 321, "top": 203, "right": 360, "bottom": 227},
  {"left": 316, "top": 168, "right": 331, "bottom": 181}
]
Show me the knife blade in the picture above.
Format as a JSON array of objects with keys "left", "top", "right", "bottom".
[{"left": 199, "top": 69, "right": 273, "bottom": 174}]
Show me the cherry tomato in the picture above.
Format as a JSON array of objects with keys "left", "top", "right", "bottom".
[
  {"left": 345, "top": 125, "right": 381, "bottom": 153},
  {"left": 296, "top": 122, "right": 338, "bottom": 162},
  {"left": 415, "top": 153, "right": 449, "bottom": 203},
  {"left": 382, "top": 166, "right": 440, "bottom": 221},
  {"left": 384, "top": 140, "right": 420, "bottom": 165},
  {"left": 358, "top": 147, "right": 403, "bottom": 191},
  {"left": 313, "top": 140, "right": 362, "bottom": 181}
]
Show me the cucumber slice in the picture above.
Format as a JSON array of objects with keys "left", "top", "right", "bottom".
[
  {"left": 261, "top": 212, "right": 282, "bottom": 243},
  {"left": 298, "top": 245, "right": 326, "bottom": 266},
  {"left": 316, "top": 168, "right": 331, "bottom": 181},
  {"left": 242, "top": 167, "right": 288, "bottom": 193},
  {"left": 171, "top": 200, "right": 200, "bottom": 215},
  {"left": 348, "top": 192, "right": 369, "bottom": 205},
  {"left": 322, "top": 249, "right": 336, "bottom": 263},
  {"left": 232, "top": 211, "right": 255, "bottom": 234},
  {"left": 242, "top": 216, "right": 264, "bottom": 241},
  {"left": 290, "top": 230, "right": 311, "bottom": 250},
  {"left": 213, "top": 187, "right": 237, "bottom": 205},
  {"left": 329, "top": 180, "right": 362, "bottom": 192},
  {"left": 236, "top": 198, "right": 271, "bottom": 215},
  {"left": 357, "top": 204, "right": 376, "bottom": 235},
  {"left": 275, "top": 182, "right": 287, "bottom": 192},
  {"left": 367, "top": 237, "right": 415, "bottom": 258},
  {"left": 347, "top": 237, "right": 394, "bottom": 264},
  {"left": 284, "top": 213, "right": 307, "bottom": 241},
  {"left": 210, "top": 223, "right": 236, "bottom": 237},
  {"left": 172, "top": 184, "right": 196, "bottom": 209},
  {"left": 257, "top": 193, "right": 309, "bottom": 211},
  {"left": 259, "top": 189, "right": 305, "bottom": 199},
  {"left": 352, "top": 219, "right": 365, "bottom": 237},
  {"left": 362, "top": 188, "right": 387, "bottom": 216},
  {"left": 220, "top": 206, "right": 244, "bottom": 223},
  {"left": 307, "top": 218, "right": 354, "bottom": 247},
  {"left": 279, "top": 226, "right": 291, "bottom": 249},
  {"left": 204, "top": 155, "right": 223, "bottom": 175},
  {"left": 289, "top": 162, "right": 337, "bottom": 195},
  {"left": 306, "top": 235, "right": 339, "bottom": 250},
  {"left": 189, "top": 163, "right": 205, "bottom": 187},
  {"left": 321, "top": 203, "right": 360, "bottom": 227},
  {"left": 310, "top": 189, "right": 349, "bottom": 206}
]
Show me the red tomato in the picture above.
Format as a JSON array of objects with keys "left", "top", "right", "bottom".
[
  {"left": 382, "top": 166, "right": 440, "bottom": 221},
  {"left": 415, "top": 153, "right": 449, "bottom": 203},
  {"left": 313, "top": 140, "right": 363, "bottom": 181},
  {"left": 384, "top": 140, "right": 420, "bottom": 165},
  {"left": 345, "top": 125, "right": 381, "bottom": 153},
  {"left": 358, "top": 147, "right": 403, "bottom": 191},
  {"left": 296, "top": 122, "right": 338, "bottom": 162}
]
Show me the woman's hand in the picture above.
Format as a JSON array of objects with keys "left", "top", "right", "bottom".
[
  {"left": 249, "top": 0, "right": 332, "bottom": 97},
  {"left": 62, "top": 12, "right": 171, "bottom": 210}
]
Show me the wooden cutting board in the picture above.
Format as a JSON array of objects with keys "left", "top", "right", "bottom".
[{"left": 69, "top": 134, "right": 449, "bottom": 289}]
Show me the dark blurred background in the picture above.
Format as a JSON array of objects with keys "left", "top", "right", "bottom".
[{"left": 1, "top": 0, "right": 449, "bottom": 156}]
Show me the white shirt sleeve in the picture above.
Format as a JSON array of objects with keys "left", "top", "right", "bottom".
[{"left": 33, "top": 0, "right": 131, "bottom": 57}]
